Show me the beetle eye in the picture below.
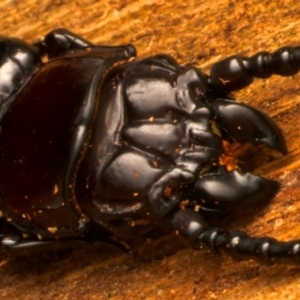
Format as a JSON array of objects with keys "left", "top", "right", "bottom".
[{"left": 188, "top": 81, "right": 206, "bottom": 104}]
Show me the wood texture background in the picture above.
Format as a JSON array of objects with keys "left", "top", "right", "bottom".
[{"left": 1, "top": 0, "right": 300, "bottom": 299}]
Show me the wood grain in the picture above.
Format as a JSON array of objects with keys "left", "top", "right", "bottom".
[{"left": 1, "top": 0, "right": 300, "bottom": 299}]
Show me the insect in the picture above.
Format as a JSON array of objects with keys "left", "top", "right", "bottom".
[{"left": 0, "top": 28, "right": 298, "bottom": 264}]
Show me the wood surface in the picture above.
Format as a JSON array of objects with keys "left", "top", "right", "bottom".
[{"left": 1, "top": 0, "right": 300, "bottom": 299}]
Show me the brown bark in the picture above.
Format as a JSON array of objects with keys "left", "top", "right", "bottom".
[{"left": 1, "top": 0, "right": 300, "bottom": 299}]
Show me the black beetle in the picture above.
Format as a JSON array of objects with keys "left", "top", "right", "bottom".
[{"left": 0, "top": 29, "right": 299, "bottom": 264}]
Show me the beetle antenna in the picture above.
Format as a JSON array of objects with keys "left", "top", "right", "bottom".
[
  {"left": 208, "top": 46, "right": 300, "bottom": 93},
  {"left": 196, "top": 228, "right": 300, "bottom": 265}
]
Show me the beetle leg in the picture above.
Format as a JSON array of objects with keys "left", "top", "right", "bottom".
[
  {"left": 191, "top": 170, "right": 279, "bottom": 210},
  {"left": 34, "top": 28, "right": 136, "bottom": 59},
  {"left": 208, "top": 46, "right": 300, "bottom": 94},
  {"left": 0, "top": 36, "right": 41, "bottom": 120},
  {"left": 2, "top": 239, "right": 88, "bottom": 252},
  {"left": 211, "top": 98, "right": 287, "bottom": 154},
  {"left": 33, "top": 28, "right": 93, "bottom": 57},
  {"left": 0, "top": 219, "right": 23, "bottom": 249},
  {"left": 0, "top": 218, "right": 89, "bottom": 252}
]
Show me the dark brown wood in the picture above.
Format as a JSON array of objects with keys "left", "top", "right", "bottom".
[{"left": 1, "top": 0, "right": 300, "bottom": 299}]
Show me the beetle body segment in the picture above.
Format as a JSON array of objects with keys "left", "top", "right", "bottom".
[
  {"left": 0, "top": 44, "right": 136, "bottom": 239},
  {"left": 75, "top": 59, "right": 220, "bottom": 229}
]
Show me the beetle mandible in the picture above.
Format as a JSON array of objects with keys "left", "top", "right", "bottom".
[{"left": 0, "top": 29, "right": 298, "bottom": 264}]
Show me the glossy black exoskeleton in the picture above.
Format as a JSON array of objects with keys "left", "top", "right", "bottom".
[{"left": 0, "top": 29, "right": 299, "bottom": 264}]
